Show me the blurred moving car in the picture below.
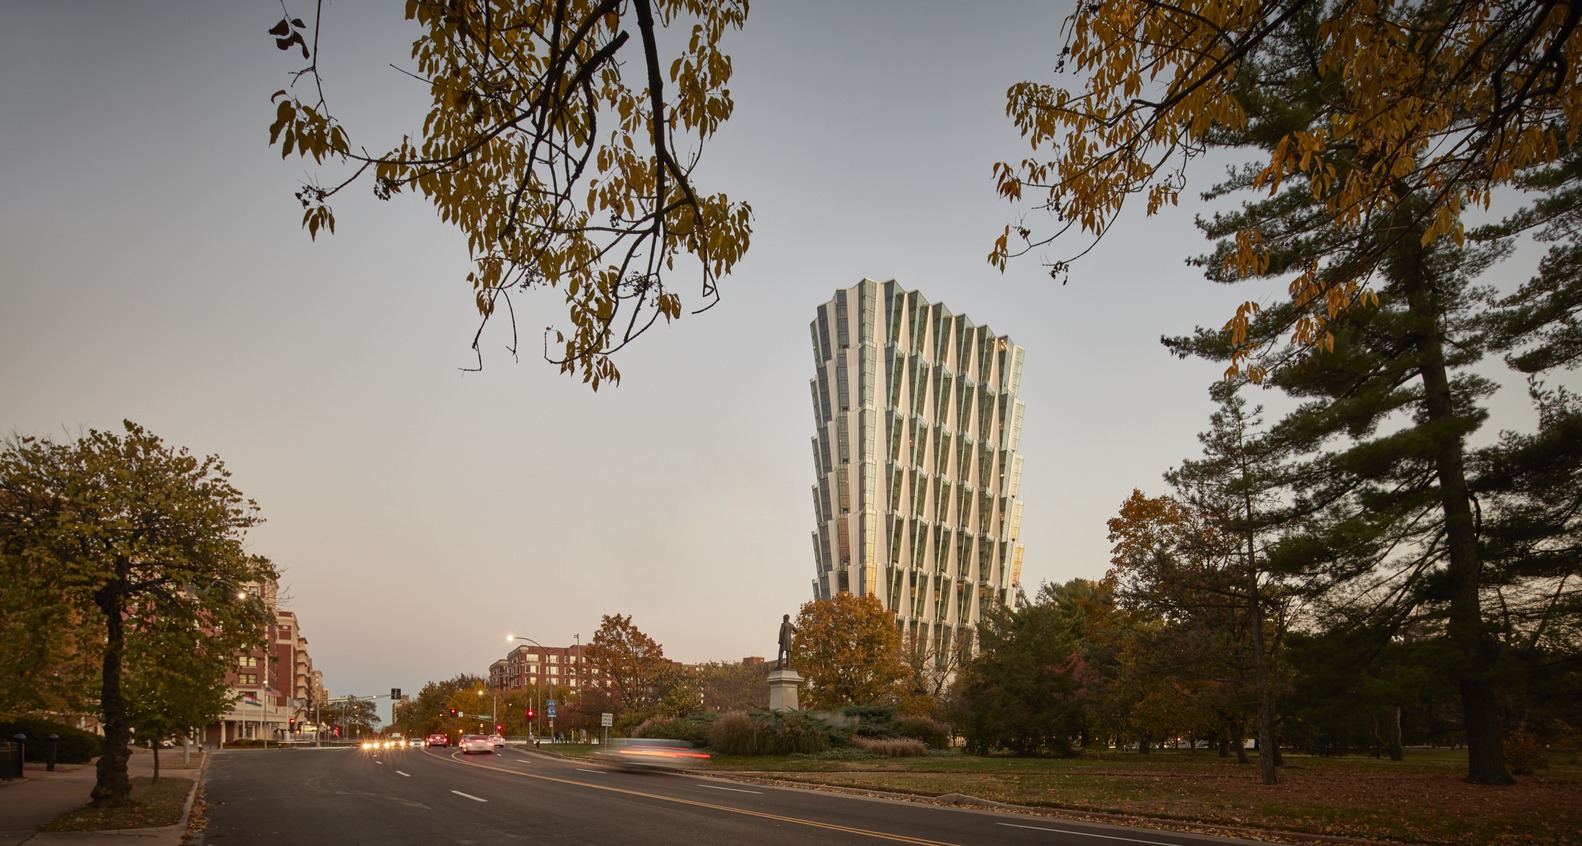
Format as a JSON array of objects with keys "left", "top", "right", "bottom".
[
  {"left": 458, "top": 734, "right": 495, "bottom": 754},
  {"left": 426, "top": 733, "right": 450, "bottom": 748},
  {"left": 595, "top": 738, "right": 710, "bottom": 771}
]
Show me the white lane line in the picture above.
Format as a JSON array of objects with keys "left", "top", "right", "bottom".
[
  {"left": 697, "top": 784, "right": 761, "bottom": 794},
  {"left": 516, "top": 758, "right": 532, "bottom": 764},
  {"left": 998, "top": 823, "right": 1183, "bottom": 845},
  {"left": 451, "top": 790, "right": 488, "bottom": 803},
  {"left": 575, "top": 768, "right": 605, "bottom": 774},
  {"left": 395, "top": 771, "right": 411, "bottom": 778}
]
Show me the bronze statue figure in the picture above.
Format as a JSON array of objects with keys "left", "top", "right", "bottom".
[{"left": 776, "top": 614, "right": 797, "bottom": 670}]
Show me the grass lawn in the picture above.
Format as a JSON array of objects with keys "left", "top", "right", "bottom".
[
  {"left": 560, "top": 745, "right": 1578, "bottom": 845},
  {"left": 41, "top": 775, "right": 194, "bottom": 832}
]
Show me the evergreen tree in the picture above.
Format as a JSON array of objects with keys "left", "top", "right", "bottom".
[
  {"left": 1165, "top": 385, "right": 1297, "bottom": 782},
  {"left": 952, "top": 590, "right": 1089, "bottom": 756},
  {"left": 1162, "top": 12, "right": 1520, "bottom": 780}
]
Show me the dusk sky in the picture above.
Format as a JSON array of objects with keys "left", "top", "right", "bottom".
[{"left": 2, "top": 2, "right": 1562, "bottom": 726}]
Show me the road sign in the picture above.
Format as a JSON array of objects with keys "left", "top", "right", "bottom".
[
  {"left": 546, "top": 703, "right": 556, "bottom": 718},
  {"left": 600, "top": 713, "right": 613, "bottom": 727}
]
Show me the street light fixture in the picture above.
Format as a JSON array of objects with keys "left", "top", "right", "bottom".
[
  {"left": 506, "top": 634, "right": 546, "bottom": 738},
  {"left": 477, "top": 688, "right": 497, "bottom": 726}
]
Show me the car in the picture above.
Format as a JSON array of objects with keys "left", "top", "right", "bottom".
[
  {"left": 458, "top": 734, "right": 495, "bottom": 754},
  {"left": 408, "top": 738, "right": 424, "bottom": 748},
  {"left": 489, "top": 733, "right": 505, "bottom": 747},
  {"left": 594, "top": 738, "right": 710, "bottom": 771},
  {"left": 426, "top": 733, "right": 450, "bottom": 748}
]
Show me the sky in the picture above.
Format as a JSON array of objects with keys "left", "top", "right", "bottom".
[{"left": 1, "top": 2, "right": 1566, "bottom": 727}]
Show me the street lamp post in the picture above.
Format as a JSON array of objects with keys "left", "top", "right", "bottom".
[
  {"left": 478, "top": 689, "right": 497, "bottom": 729},
  {"left": 506, "top": 635, "right": 546, "bottom": 738}
]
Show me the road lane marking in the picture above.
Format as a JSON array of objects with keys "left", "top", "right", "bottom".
[
  {"left": 516, "top": 758, "right": 532, "bottom": 763},
  {"left": 699, "top": 784, "right": 761, "bottom": 794},
  {"left": 575, "top": 768, "right": 605, "bottom": 774},
  {"left": 451, "top": 791, "right": 487, "bottom": 803},
  {"left": 440, "top": 757, "right": 962, "bottom": 845},
  {"left": 396, "top": 771, "right": 411, "bottom": 778},
  {"left": 998, "top": 823, "right": 1181, "bottom": 845}
]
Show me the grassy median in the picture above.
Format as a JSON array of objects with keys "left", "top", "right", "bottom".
[{"left": 648, "top": 746, "right": 1580, "bottom": 845}]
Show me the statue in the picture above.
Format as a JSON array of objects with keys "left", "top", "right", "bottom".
[{"left": 776, "top": 614, "right": 797, "bottom": 670}]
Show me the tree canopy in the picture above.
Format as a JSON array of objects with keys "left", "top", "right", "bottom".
[
  {"left": 269, "top": 0, "right": 752, "bottom": 388},
  {"left": 0, "top": 422, "right": 275, "bottom": 805},
  {"left": 994, "top": 0, "right": 1582, "bottom": 376},
  {"left": 791, "top": 593, "right": 908, "bottom": 710},
  {"left": 585, "top": 612, "right": 668, "bottom": 718}
]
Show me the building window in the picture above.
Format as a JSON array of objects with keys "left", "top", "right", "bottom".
[
  {"left": 240, "top": 656, "right": 259, "bottom": 668},
  {"left": 239, "top": 673, "right": 258, "bottom": 686}
]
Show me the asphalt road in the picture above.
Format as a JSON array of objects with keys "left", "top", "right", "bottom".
[{"left": 194, "top": 745, "right": 1269, "bottom": 846}]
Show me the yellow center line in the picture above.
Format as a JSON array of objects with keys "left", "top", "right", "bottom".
[{"left": 444, "top": 756, "right": 964, "bottom": 846}]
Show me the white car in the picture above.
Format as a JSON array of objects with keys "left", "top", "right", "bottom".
[{"left": 458, "top": 734, "right": 495, "bottom": 754}]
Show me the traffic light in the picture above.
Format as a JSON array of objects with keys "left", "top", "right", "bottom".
[
  {"left": 391, "top": 687, "right": 401, "bottom": 700},
  {"left": 495, "top": 723, "right": 503, "bottom": 733},
  {"left": 289, "top": 718, "right": 297, "bottom": 733},
  {"left": 525, "top": 708, "right": 535, "bottom": 720},
  {"left": 449, "top": 707, "right": 458, "bottom": 718}
]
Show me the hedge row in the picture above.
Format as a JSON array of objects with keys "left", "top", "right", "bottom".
[{"left": 0, "top": 718, "right": 103, "bottom": 764}]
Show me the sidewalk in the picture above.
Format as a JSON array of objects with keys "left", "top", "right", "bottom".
[{"left": 0, "top": 748, "right": 201, "bottom": 846}]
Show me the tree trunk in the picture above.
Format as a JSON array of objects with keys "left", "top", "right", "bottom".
[
  {"left": 91, "top": 590, "right": 131, "bottom": 807},
  {"left": 1402, "top": 264, "right": 1513, "bottom": 786},
  {"left": 1387, "top": 705, "right": 1405, "bottom": 761},
  {"left": 1243, "top": 467, "right": 1278, "bottom": 784}
]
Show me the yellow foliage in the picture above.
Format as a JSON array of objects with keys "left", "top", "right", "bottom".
[
  {"left": 996, "top": 0, "right": 1582, "bottom": 378},
  {"left": 268, "top": 0, "right": 752, "bottom": 386},
  {"left": 792, "top": 593, "right": 910, "bottom": 710}
]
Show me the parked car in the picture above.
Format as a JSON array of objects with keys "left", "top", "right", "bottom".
[
  {"left": 426, "top": 733, "right": 450, "bottom": 748},
  {"left": 458, "top": 734, "right": 495, "bottom": 754},
  {"left": 594, "top": 738, "right": 710, "bottom": 771}
]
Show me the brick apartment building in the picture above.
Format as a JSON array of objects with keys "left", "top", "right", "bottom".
[{"left": 200, "top": 579, "right": 324, "bottom": 745}]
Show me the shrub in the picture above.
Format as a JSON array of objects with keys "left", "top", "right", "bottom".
[
  {"left": 709, "top": 710, "right": 832, "bottom": 756},
  {"left": 839, "top": 704, "right": 900, "bottom": 739},
  {"left": 895, "top": 714, "right": 950, "bottom": 749},
  {"left": 0, "top": 718, "right": 103, "bottom": 764},
  {"left": 1505, "top": 731, "right": 1550, "bottom": 775},
  {"left": 631, "top": 714, "right": 714, "bottom": 748},
  {"left": 770, "top": 711, "right": 831, "bottom": 755},
  {"left": 851, "top": 736, "right": 927, "bottom": 757},
  {"left": 709, "top": 712, "right": 760, "bottom": 756}
]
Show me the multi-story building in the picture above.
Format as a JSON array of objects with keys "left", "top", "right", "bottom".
[
  {"left": 809, "top": 279, "right": 1025, "bottom": 665},
  {"left": 490, "top": 642, "right": 588, "bottom": 696},
  {"left": 202, "top": 579, "right": 320, "bottom": 745}
]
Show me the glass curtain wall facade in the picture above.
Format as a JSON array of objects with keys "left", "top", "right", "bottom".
[{"left": 809, "top": 279, "right": 1025, "bottom": 662}]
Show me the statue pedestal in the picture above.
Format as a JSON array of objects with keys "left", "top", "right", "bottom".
[{"left": 767, "top": 669, "right": 803, "bottom": 712}]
